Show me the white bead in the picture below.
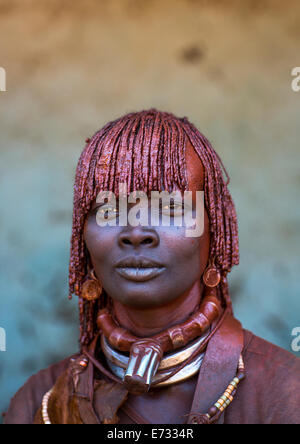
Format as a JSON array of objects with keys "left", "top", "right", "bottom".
[{"left": 41, "top": 388, "right": 53, "bottom": 425}]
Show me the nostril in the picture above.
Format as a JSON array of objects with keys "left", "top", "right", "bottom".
[
  {"left": 142, "top": 238, "right": 153, "bottom": 245},
  {"left": 118, "top": 229, "right": 159, "bottom": 248}
]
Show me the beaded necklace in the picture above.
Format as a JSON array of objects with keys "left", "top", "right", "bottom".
[{"left": 41, "top": 349, "right": 245, "bottom": 425}]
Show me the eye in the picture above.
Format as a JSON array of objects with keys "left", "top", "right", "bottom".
[
  {"left": 96, "top": 204, "right": 118, "bottom": 220},
  {"left": 161, "top": 202, "right": 184, "bottom": 216}
]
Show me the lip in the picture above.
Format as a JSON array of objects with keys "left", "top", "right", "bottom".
[
  {"left": 115, "top": 257, "right": 166, "bottom": 282},
  {"left": 115, "top": 256, "right": 165, "bottom": 268},
  {"left": 115, "top": 267, "right": 165, "bottom": 282}
]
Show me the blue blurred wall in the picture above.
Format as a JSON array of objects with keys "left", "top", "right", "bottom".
[{"left": 0, "top": 0, "right": 299, "bottom": 421}]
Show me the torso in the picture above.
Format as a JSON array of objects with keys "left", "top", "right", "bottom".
[
  {"left": 117, "top": 375, "right": 198, "bottom": 424},
  {"left": 5, "top": 329, "right": 300, "bottom": 425}
]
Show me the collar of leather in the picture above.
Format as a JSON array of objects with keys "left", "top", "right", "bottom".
[
  {"left": 97, "top": 286, "right": 221, "bottom": 353},
  {"left": 78, "top": 311, "right": 243, "bottom": 424}
]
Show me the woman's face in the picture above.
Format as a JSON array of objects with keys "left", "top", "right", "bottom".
[{"left": 83, "top": 140, "right": 210, "bottom": 309}]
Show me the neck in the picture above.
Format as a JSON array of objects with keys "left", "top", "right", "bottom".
[{"left": 112, "top": 280, "right": 204, "bottom": 337}]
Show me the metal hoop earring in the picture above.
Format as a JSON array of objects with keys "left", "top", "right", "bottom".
[
  {"left": 81, "top": 268, "right": 102, "bottom": 301},
  {"left": 203, "top": 257, "right": 221, "bottom": 288}
]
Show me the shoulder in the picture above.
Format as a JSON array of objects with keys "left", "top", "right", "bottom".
[
  {"left": 235, "top": 330, "right": 300, "bottom": 423},
  {"left": 3, "top": 353, "right": 79, "bottom": 424},
  {"left": 243, "top": 329, "right": 300, "bottom": 372}
]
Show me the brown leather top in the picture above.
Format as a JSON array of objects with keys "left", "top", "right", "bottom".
[{"left": 3, "top": 327, "right": 300, "bottom": 424}]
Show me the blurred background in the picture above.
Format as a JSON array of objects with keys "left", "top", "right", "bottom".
[{"left": 0, "top": 0, "right": 299, "bottom": 421}]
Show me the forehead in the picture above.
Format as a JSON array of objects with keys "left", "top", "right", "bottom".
[
  {"left": 89, "top": 138, "right": 205, "bottom": 210},
  {"left": 90, "top": 135, "right": 204, "bottom": 201},
  {"left": 185, "top": 139, "right": 205, "bottom": 192}
]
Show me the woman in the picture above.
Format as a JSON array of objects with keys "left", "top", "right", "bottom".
[{"left": 4, "top": 109, "right": 300, "bottom": 424}]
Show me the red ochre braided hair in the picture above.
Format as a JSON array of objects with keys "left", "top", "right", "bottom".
[{"left": 69, "top": 109, "right": 239, "bottom": 346}]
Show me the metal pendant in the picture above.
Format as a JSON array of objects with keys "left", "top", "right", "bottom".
[{"left": 123, "top": 339, "right": 163, "bottom": 394}]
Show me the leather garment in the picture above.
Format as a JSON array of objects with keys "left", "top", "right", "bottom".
[{"left": 3, "top": 315, "right": 300, "bottom": 424}]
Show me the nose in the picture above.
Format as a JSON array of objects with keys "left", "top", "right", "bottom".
[{"left": 118, "top": 226, "right": 159, "bottom": 248}]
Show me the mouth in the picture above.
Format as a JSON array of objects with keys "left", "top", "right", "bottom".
[{"left": 115, "top": 257, "right": 166, "bottom": 282}]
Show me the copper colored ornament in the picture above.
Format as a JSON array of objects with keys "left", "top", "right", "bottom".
[
  {"left": 97, "top": 286, "right": 220, "bottom": 394},
  {"left": 97, "top": 286, "right": 220, "bottom": 353},
  {"left": 81, "top": 271, "right": 102, "bottom": 301},
  {"left": 203, "top": 259, "right": 221, "bottom": 288}
]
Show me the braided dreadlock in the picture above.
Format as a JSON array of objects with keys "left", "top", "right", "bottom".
[{"left": 69, "top": 109, "right": 239, "bottom": 346}]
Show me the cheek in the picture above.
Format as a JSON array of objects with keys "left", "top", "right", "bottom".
[
  {"left": 161, "top": 228, "right": 201, "bottom": 257},
  {"left": 158, "top": 211, "right": 210, "bottom": 265},
  {"left": 84, "top": 219, "right": 118, "bottom": 262},
  {"left": 156, "top": 228, "right": 208, "bottom": 284}
]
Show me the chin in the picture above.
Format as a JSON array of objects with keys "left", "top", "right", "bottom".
[{"left": 114, "top": 289, "right": 181, "bottom": 309}]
